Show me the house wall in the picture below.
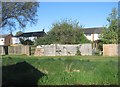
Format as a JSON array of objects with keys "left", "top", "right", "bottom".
[
  {"left": 0, "top": 38, "right": 5, "bottom": 45},
  {"left": 28, "top": 37, "right": 37, "bottom": 41},
  {"left": 12, "top": 37, "right": 20, "bottom": 44},
  {"left": 4, "top": 35, "right": 12, "bottom": 46},
  {"left": 18, "top": 37, "right": 37, "bottom": 42},
  {"left": 84, "top": 33, "right": 100, "bottom": 41},
  {"left": 84, "top": 34, "right": 92, "bottom": 41},
  {"left": 94, "top": 34, "right": 99, "bottom": 41}
]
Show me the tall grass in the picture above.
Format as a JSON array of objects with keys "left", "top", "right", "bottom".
[{"left": 2, "top": 55, "right": 118, "bottom": 85}]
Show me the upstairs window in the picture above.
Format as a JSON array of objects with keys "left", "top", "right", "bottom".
[{"left": 86, "top": 34, "right": 91, "bottom": 36}]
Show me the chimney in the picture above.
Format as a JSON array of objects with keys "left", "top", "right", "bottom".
[
  {"left": 10, "top": 32, "right": 13, "bottom": 36},
  {"left": 43, "top": 29, "right": 44, "bottom": 32}
]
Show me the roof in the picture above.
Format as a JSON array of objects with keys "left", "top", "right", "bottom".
[
  {"left": 15, "top": 31, "right": 46, "bottom": 37},
  {"left": 0, "top": 34, "right": 12, "bottom": 38},
  {"left": 81, "top": 27, "right": 103, "bottom": 34}
]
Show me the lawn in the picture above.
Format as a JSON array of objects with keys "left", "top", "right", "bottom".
[{"left": 1, "top": 55, "right": 118, "bottom": 86}]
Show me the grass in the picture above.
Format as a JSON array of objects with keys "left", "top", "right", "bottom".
[{"left": 1, "top": 55, "right": 118, "bottom": 85}]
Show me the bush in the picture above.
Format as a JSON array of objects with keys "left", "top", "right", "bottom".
[
  {"left": 19, "top": 38, "right": 34, "bottom": 45},
  {"left": 35, "top": 19, "right": 91, "bottom": 45},
  {"left": 75, "top": 47, "right": 81, "bottom": 56},
  {"left": 94, "top": 50, "right": 103, "bottom": 56}
]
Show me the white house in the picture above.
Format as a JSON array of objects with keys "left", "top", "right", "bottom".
[
  {"left": 0, "top": 37, "right": 4, "bottom": 45},
  {"left": 12, "top": 29, "right": 46, "bottom": 44},
  {"left": 81, "top": 27, "right": 103, "bottom": 42},
  {"left": 80, "top": 27, "right": 103, "bottom": 49},
  {"left": 12, "top": 37, "right": 20, "bottom": 44},
  {"left": 0, "top": 34, "right": 12, "bottom": 46}
]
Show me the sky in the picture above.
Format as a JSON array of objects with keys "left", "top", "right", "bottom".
[{"left": 2, "top": 2, "right": 118, "bottom": 35}]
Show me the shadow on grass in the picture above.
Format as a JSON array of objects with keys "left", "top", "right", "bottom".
[{"left": 2, "top": 61, "right": 46, "bottom": 86}]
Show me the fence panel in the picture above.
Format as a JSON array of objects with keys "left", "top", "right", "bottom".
[
  {"left": 34, "top": 44, "right": 92, "bottom": 56},
  {"left": 103, "top": 44, "right": 119, "bottom": 56}
]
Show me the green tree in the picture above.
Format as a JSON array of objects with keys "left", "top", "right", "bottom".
[
  {"left": 74, "top": 28, "right": 90, "bottom": 44},
  {"left": 15, "top": 31, "right": 23, "bottom": 36},
  {"left": 100, "top": 8, "right": 118, "bottom": 44},
  {"left": 19, "top": 38, "right": 34, "bottom": 45},
  {"left": 35, "top": 36, "right": 52, "bottom": 45},
  {"left": 48, "top": 19, "right": 75, "bottom": 44},
  {"left": 35, "top": 19, "right": 90, "bottom": 45},
  {"left": 1, "top": 2, "right": 39, "bottom": 31}
]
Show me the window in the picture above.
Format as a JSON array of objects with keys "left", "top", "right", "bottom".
[{"left": 86, "top": 34, "right": 91, "bottom": 36}]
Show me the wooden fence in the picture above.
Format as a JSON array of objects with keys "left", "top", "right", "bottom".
[
  {"left": 103, "top": 44, "right": 120, "bottom": 56},
  {"left": 0, "top": 45, "right": 31, "bottom": 55}
]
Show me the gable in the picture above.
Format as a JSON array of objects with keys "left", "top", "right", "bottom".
[
  {"left": 15, "top": 31, "right": 46, "bottom": 37},
  {"left": 81, "top": 27, "right": 103, "bottom": 34}
]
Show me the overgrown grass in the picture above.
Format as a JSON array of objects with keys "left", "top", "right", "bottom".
[{"left": 1, "top": 55, "right": 118, "bottom": 85}]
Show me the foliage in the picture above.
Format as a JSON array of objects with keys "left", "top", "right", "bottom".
[
  {"left": 15, "top": 31, "right": 23, "bottom": 36},
  {"left": 2, "top": 55, "right": 118, "bottom": 85},
  {"left": 47, "top": 19, "right": 78, "bottom": 44},
  {"left": 35, "top": 19, "right": 90, "bottom": 45},
  {"left": 19, "top": 38, "right": 34, "bottom": 45},
  {"left": 99, "top": 8, "right": 118, "bottom": 44},
  {"left": 74, "top": 28, "right": 90, "bottom": 44},
  {"left": 1, "top": 2, "right": 39, "bottom": 31},
  {"left": 75, "top": 46, "right": 81, "bottom": 56},
  {"left": 94, "top": 49, "right": 102, "bottom": 56},
  {"left": 97, "top": 40, "right": 103, "bottom": 51},
  {"left": 35, "top": 36, "right": 53, "bottom": 45}
]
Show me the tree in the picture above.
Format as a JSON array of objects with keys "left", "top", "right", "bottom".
[
  {"left": 99, "top": 8, "right": 118, "bottom": 44},
  {"left": 15, "top": 31, "right": 23, "bottom": 36},
  {"left": 35, "top": 36, "right": 52, "bottom": 45},
  {"left": 74, "top": 28, "right": 90, "bottom": 44},
  {"left": 19, "top": 38, "right": 34, "bottom": 45},
  {"left": 48, "top": 19, "right": 75, "bottom": 44},
  {"left": 35, "top": 19, "right": 90, "bottom": 45},
  {"left": 1, "top": 2, "right": 39, "bottom": 31}
]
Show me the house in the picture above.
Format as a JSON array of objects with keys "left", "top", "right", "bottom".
[
  {"left": 81, "top": 27, "right": 103, "bottom": 42},
  {"left": 12, "top": 29, "right": 46, "bottom": 44},
  {"left": 12, "top": 36, "right": 20, "bottom": 45},
  {"left": 0, "top": 30, "right": 46, "bottom": 45},
  {"left": 81, "top": 27, "right": 103, "bottom": 49},
  {"left": 0, "top": 34, "right": 12, "bottom": 46}
]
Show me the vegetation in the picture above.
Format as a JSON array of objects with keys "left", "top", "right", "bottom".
[
  {"left": 99, "top": 8, "right": 118, "bottom": 44},
  {"left": 75, "top": 46, "right": 81, "bottom": 56},
  {"left": 2, "top": 55, "right": 118, "bottom": 85},
  {"left": 35, "top": 19, "right": 90, "bottom": 45},
  {"left": 15, "top": 31, "right": 23, "bottom": 36},
  {"left": 19, "top": 38, "right": 34, "bottom": 45},
  {"left": 1, "top": 2, "right": 39, "bottom": 31}
]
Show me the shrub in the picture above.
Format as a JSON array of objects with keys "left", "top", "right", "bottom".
[
  {"left": 19, "top": 38, "right": 34, "bottom": 45},
  {"left": 94, "top": 50, "right": 103, "bottom": 56},
  {"left": 75, "top": 46, "right": 81, "bottom": 56}
]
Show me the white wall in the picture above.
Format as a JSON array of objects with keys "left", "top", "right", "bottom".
[
  {"left": 28, "top": 37, "right": 37, "bottom": 41},
  {"left": 12, "top": 37, "right": 20, "bottom": 44},
  {"left": 0, "top": 38, "right": 5, "bottom": 45},
  {"left": 94, "top": 34, "right": 99, "bottom": 41},
  {"left": 12, "top": 36, "right": 37, "bottom": 44},
  {"left": 84, "top": 33, "right": 100, "bottom": 41},
  {"left": 84, "top": 34, "right": 92, "bottom": 41},
  {"left": 19, "top": 37, "right": 37, "bottom": 41}
]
